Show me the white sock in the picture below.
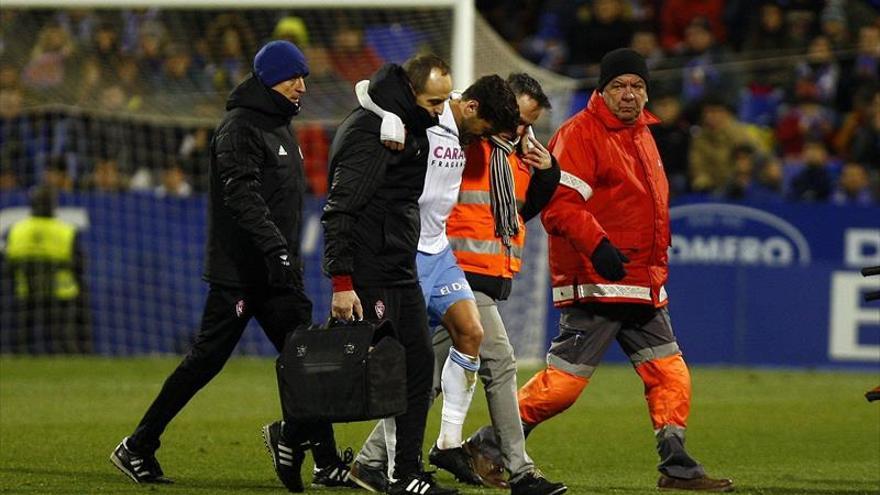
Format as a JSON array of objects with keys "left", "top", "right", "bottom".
[
  {"left": 437, "top": 347, "right": 479, "bottom": 450},
  {"left": 383, "top": 417, "right": 397, "bottom": 482}
]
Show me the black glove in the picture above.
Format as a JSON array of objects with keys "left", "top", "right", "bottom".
[
  {"left": 590, "top": 238, "right": 630, "bottom": 281},
  {"left": 265, "top": 248, "right": 295, "bottom": 288}
]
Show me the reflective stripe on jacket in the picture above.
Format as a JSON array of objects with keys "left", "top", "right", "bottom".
[
  {"left": 447, "top": 140, "right": 529, "bottom": 278},
  {"left": 543, "top": 91, "right": 670, "bottom": 308},
  {"left": 5, "top": 216, "right": 79, "bottom": 300}
]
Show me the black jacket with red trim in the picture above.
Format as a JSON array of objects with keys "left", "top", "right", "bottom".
[{"left": 321, "top": 64, "right": 437, "bottom": 287}]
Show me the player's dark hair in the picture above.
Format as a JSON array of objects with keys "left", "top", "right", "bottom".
[
  {"left": 403, "top": 54, "right": 451, "bottom": 94},
  {"left": 507, "top": 72, "right": 551, "bottom": 110},
  {"left": 461, "top": 75, "right": 519, "bottom": 135}
]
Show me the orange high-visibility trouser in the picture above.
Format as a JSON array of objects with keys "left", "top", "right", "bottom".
[{"left": 518, "top": 304, "right": 692, "bottom": 430}]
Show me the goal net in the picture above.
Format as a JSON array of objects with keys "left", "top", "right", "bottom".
[{"left": 0, "top": 2, "right": 572, "bottom": 359}]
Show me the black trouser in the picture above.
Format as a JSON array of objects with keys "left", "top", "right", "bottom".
[
  {"left": 356, "top": 283, "right": 434, "bottom": 478},
  {"left": 5, "top": 298, "right": 91, "bottom": 354},
  {"left": 128, "top": 283, "right": 337, "bottom": 465}
]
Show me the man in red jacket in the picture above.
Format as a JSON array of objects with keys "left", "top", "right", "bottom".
[{"left": 516, "top": 48, "right": 733, "bottom": 492}]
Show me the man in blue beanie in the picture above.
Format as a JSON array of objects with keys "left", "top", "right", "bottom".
[{"left": 111, "top": 40, "right": 352, "bottom": 492}]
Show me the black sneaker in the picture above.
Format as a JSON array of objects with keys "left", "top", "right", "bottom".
[
  {"left": 262, "top": 421, "right": 306, "bottom": 492},
  {"left": 313, "top": 447, "right": 358, "bottom": 488},
  {"left": 510, "top": 471, "right": 567, "bottom": 495},
  {"left": 428, "top": 445, "right": 482, "bottom": 485},
  {"left": 109, "top": 437, "right": 173, "bottom": 484},
  {"left": 349, "top": 460, "right": 389, "bottom": 492},
  {"left": 387, "top": 471, "right": 459, "bottom": 495}
]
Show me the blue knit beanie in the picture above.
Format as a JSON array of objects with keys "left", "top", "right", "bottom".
[{"left": 254, "top": 40, "right": 309, "bottom": 87}]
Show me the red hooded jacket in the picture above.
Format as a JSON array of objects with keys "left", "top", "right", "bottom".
[{"left": 543, "top": 91, "right": 670, "bottom": 307}]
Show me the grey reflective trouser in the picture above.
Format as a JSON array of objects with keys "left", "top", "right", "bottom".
[{"left": 355, "top": 291, "right": 534, "bottom": 480}]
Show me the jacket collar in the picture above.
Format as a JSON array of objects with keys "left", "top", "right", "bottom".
[
  {"left": 226, "top": 74, "right": 294, "bottom": 125},
  {"left": 586, "top": 90, "right": 659, "bottom": 130}
]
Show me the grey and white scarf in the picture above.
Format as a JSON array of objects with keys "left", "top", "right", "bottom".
[{"left": 488, "top": 135, "right": 519, "bottom": 247}]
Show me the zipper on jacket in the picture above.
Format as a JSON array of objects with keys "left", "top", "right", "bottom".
[{"left": 634, "top": 130, "right": 659, "bottom": 303}]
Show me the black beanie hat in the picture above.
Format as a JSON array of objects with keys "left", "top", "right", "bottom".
[{"left": 597, "top": 48, "right": 649, "bottom": 92}]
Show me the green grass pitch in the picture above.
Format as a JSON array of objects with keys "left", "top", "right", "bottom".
[{"left": 1, "top": 357, "right": 878, "bottom": 494}]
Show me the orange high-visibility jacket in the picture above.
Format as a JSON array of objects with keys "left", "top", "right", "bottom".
[
  {"left": 447, "top": 140, "right": 530, "bottom": 279},
  {"left": 543, "top": 91, "right": 670, "bottom": 308}
]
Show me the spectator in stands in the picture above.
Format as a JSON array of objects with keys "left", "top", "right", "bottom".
[
  {"left": 328, "top": 25, "right": 384, "bottom": 85},
  {"left": 75, "top": 59, "right": 139, "bottom": 113},
  {"left": 77, "top": 23, "right": 127, "bottom": 107},
  {"left": 0, "top": 163, "right": 17, "bottom": 191},
  {"left": 77, "top": 59, "right": 104, "bottom": 107},
  {"left": 743, "top": 1, "right": 797, "bottom": 54},
  {"left": 630, "top": 27, "right": 665, "bottom": 71},
  {"left": 480, "top": 0, "right": 542, "bottom": 43},
  {"left": 92, "top": 21, "right": 121, "bottom": 65},
  {"left": 679, "top": 17, "right": 735, "bottom": 106},
  {"left": 22, "top": 22, "right": 77, "bottom": 98},
  {"left": 83, "top": 160, "right": 128, "bottom": 193},
  {"left": 0, "top": 60, "right": 21, "bottom": 91},
  {"left": 650, "top": 88, "right": 691, "bottom": 197},
  {"left": 723, "top": 144, "right": 759, "bottom": 200},
  {"left": 297, "top": 122, "right": 331, "bottom": 196},
  {"left": 833, "top": 161, "right": 874, "bottom": 205},
  {"left": 206, "top": 13, "right": 256, "bottom": 92},
  {"left": 520, "top": 10, "right": 568, "bottom": 73},
  {"left": 834, "top": 84, "right": 878, "bottom": 156},
  {"left": 753, "top": 157, "right": 786, "bottom": 201},
  {"left": 272, "top": 16, "right": 309, "bottom": 47},
  {"left": 0, "top": 87, "right": 41, "bottom": 188},
  {"left": 154, "top": 164, "right": 192, "bottom": 198},
  {"left": 837, "top": 25, "right": 880, "bottom": 111},
  {"left": 850, "top": 86, "right": 880, "bottom": 169},
  {"left": 135, "top": 20, "right": 166, "bottom": 85},
  {"left": 42, "top": 157, "right": 74, "bottom": 192},
  {"left": 819, "top": 3, "right": 851, "bottom": 49},
  {"left": 300, "top": 45, "right": 356, "bottom": 119},
  {"left": 788, "top": 139, "right": 834, "bottom": 202},
  {"left": 784, "top": 8, "right": 820, "bottom": 48},
  {"left": 689, "top": 94, "right": 761, "bottom": 193},
  {"left": 775, "top": 89, "right": 836, "bottom": 159},
  {"left": 660, "top": 0, "right": 726, "bottom": 53},
  {"left": 177, "top": 127, "right": 211, "bottom": 192},
  {"left": 114, "top": 56, "right": 146, "bottom": 111},
  {"left": 127, "top": 165, "right": 154, "bottom": 193},
  {"left": 738, "top": 5, "right": 797, "bottom": 95},
  {"left": 98, "top": 84, "right": 130, "bottom": 112},
  {"left": 119, "top": 8, "right": 160, "bottom": 54},
  {"left": 853, "top": 25, "right": 880, "bottom": 83},
  {"left": 55, "top": 9, "right": 99, "bottom": 47},
  {"left": 565, "top": 0, "right": 634, "bottom": 73},
  {"left": 156, "top": 44, "right": 210, "bottom": 101},
  {"left": 792, "top": 35, "right": 840, "bottom": 106},
  {"left": 2, "top": 185, "right": 91, "bottom": 354},
  {"left": 0, "top": 10, "right": 37, "bottom": 62}
]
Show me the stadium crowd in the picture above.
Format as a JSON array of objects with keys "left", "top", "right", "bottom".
[{"left": 0, "top": 1, "right": 878, "bottom": 204}]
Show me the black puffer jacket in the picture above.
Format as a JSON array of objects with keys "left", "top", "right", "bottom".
[
  {"left": 322, "top": 64, "right": 437, "bottom": 286},
  {"left": 203, "top": 74, "right": 306, "bottom": 288}
]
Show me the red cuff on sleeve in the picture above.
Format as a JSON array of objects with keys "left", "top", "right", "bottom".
[{"left": 332, "top": 275, "right": 353, "bottom": 292}]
